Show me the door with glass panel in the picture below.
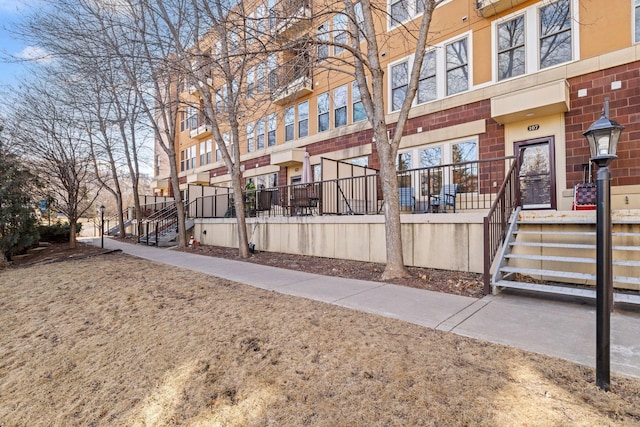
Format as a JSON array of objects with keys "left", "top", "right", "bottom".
[{"left": 515, "top": 137, "right": 556, "bottom": 210}]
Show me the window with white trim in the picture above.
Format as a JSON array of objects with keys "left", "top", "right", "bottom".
[
  {"left": 256, "top": 118, "right": 265, "bottom": 150},
  {"left": 246, "top": 12, "right": 255, "bottom": 45},
  {"left": 352, "top": 80, "right": 366, "bottom": 123},
  {"left": 298, "top": 101, "right": 309, "bottom": 138},
  {"left": 285, "top": 106, "right": 295, "bottom": 142},
  {"left": 446, "top": 38, "right": 468, "bottom": 96},
  {"left": 247, "top": 67, "right": 254, "bottom": 97},
  {"left": 256, "top": 5, "right": 266, "bottom": 35},
  {"left": 391, "top": 61, "right": 408, "bottom": 111},
  {"left": 256, "top": 63, "right": 265, "bottom": 93},
  {"left": 267, "top": 54, "right": 277, "bottom": 91},
  {"left": 247, "top": 122, "right": 255, "bottom": 153},
  {"left": 317, "top": 23, "right": 329, "bottom": 61},
  {"left": 390, "top": 0, "right": 409, "bottom": 26},
  {"left": 199, "top": 140, "right": 212, "bottom": 165},
  {"left": 268, "top": 113, "right": 277, "bottom": 146},
  {"left": 179, "top": 111, "right": 186, "bottom": 132},
  {"left": 187, "top": 145, "right": 196, "bottom": 170},
  {"left": 216, "top": 141, "right": 222, "bottom": 162},
  {"left": 354, "top": 2, "right": 366, "bottom": 42},
  {"left": 268, "top": 0, "right": 276, "bottom": 29},
  {"left": 493, "top": 0, "right": 575, "bottom": 81},
  {"left": 635, "top": 0, "right": 640, "bottom": 43},
  {"left": 334, "top": 85, "right": 347, "bottom": 128},
  {"left": 318, "top": 92, "right": 330, "bottom": 132},
  {"left": 417, "top": 50, "right": 436, "bottom": 103},
  {"left": 333, "top": 13, "right": 347, "bottom": 56}
]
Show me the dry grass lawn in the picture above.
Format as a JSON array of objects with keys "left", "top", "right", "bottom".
[{"left": 1, "top": 252, "right": 640, "bottom": 426}]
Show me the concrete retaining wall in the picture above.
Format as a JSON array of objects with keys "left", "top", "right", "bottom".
[{"left": 192, "top": 213, "right": 486, "bottom": 273}]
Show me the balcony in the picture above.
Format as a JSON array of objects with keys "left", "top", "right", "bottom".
[
  {"left": 475, "top": 0, "right": 529, "bottom": 18},
  {"left": 269, "top": 55, "right": 313, "bottom": 105},
  {"left": 272, "top": 0, "right": 312, "bottom": 37},
  {"left": 189, "top": 124, "right": 212, "bottom": 139}
]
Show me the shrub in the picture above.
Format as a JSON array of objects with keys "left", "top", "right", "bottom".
[{"left": 37, "top": 222, "right": 83, "bottom": 243}]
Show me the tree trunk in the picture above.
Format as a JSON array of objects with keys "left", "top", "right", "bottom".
[{"left": 69, "top": 221, "right": 77, "bottom": 249}]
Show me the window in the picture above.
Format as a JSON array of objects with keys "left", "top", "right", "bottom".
[
  {"left": 390, "top": 0, "right": 409, "bottom": 26},
  {"left": 539, "top": 0, "right": 571, "bottom": 69},
  {"left": 452, "top": 140, "right": 478, "bottom": 192},
  {"left": 247, "top": 122, "right": 255, "bottom": 153},
  {"left": 334, "top": 85, "right": 347, "bottom": 127},
  {"left": 285, "top": 106, "right": 295, "bottom": 142},
  {"left": 636, "top": 0, "right": 640, "bottom": 43},
  {"left": 391, "top": 61, "right": 408, "bottom": 111},
  {"left": 256, "top": 119, "right": 265, "bottom": 150},
  {"left": 216, "top": 141, "right": 221, "bottom": 162},
  {"left": 333, "top": 14, "right": 347, "bottom": 56},
  {"left": 229, "top": 31, "right": 238, "bottom": 55},
  {"left": 317, "top": 23, "right": 329, "bottom": 61},
  {"left": 446, "top": 38, "right": 468, "bottom": 95},
  {"left": 256, "top": 63, "right": 265, "bottom": 93},
  {"left": 298, "top": 101, "right": 309, "bottom": 138},
  {"left": 268, "top": 113, "right": 277, "bottom": 146},
  {"left": 215, "top": 41, "right": 222, "bottom": 59},
  {"left": 318, "top": 92, "right": 330, "bottom": 132},
  {"left": 253, "top": 172, "right": 278, "bottom": 189},
  {"left": 267, "top": 55, "right": 277, "bottom": 91},
  {"left": 246, "top": 13, "right": 255, "bottom": 45},
  {"left": 183, "top": 146, "right": 196, "bottom": 170},
  {"left": 268, "top": 0, "right": 277, "bottom": 29},
  {"left": 256, "top": 5, "right": 266, "bottom": 35},
  {"left": 419, "top": 146, "right": 442, "bottom": 196},
  {"left": 497, "top": 15, "right": 525, "bottom": 80},
  {"left": 352, "top": 81, "right": 366, "bottom": 123},
  {"left": 354, "top": 2, "right": 366, "bottom": 42},
  {"left": 494, "top": 0, "right": 574, "bottom": 81},
  {"left": 155, "top": 155, "right": 161, "bottom": 175},
  {"left": 396, "top": 151, "right": 412, "bottom": 187},
  {"left": 417, "top": 50, "right": 436, "bottom": 103},
  {"left": 199, "top": 140, "right": 212, "bottom": 165},
  {"left": 348, "top": 156, "right": 368, "bottom": 167},
  {"left": 179, "top": 111, "right": 186, "bottom": 132},
  {"left": 247, "top": 67, "right": 254, "bottom": 97},
  {"left": 180, "top": 150, "right": 185, "bottom": 172}
]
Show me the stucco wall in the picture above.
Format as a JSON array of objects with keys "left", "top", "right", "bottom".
[{"left": 192, "top": 213, "right": 486, "bottom": 274}]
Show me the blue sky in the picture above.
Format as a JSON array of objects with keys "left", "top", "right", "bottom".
[{"left": 0, "top": 0, "right": 40, "bottom": 89}]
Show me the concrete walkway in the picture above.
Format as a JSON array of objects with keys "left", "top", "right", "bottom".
[{"left": 87, "top": 237, "right": 640, "bottom": 379}]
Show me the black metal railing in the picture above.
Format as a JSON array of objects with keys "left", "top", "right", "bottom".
[
  {"left": 397, "top": 156, "right": 516, "bottom": 212},
  {"left": 268, "top": 53, "right": 312, "bottom": 95},
  {"left": 483, "top": 156, "right": 518, "bottom": 294}
]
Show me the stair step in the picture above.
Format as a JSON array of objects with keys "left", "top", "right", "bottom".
[
  {"left": 514, "top": 231, "right": 640, "bottom": 237},
  {"left": 500, "top": 266, "right": 640, "bottom": 286},
  {"left": 494, "top": 280, "right": 640, "bottom": 305},
  {"left": 510, "top": 242, "right": 640, "bottom": 251},
  {"left": 505, "top": 253, "right": 640, "bottom": 268}
]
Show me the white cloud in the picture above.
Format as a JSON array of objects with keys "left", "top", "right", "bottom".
[{"left": 16, "top": 46, "right": 53, "bottom": 64}]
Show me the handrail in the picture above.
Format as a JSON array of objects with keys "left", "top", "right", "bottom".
[{"left": 483, "top": 156, "right": 519, "bottom": 294}]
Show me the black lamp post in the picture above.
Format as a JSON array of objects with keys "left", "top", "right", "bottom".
[
  {"left": 582, "top": 98, "right": 624, "bottom": 391},
  {"left": 100, "top": 205, "right": 106, "bottom": 249}
]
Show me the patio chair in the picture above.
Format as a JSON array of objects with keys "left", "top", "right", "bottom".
[
  {"left": 256, "top": 190, "right": 274, "bottom": 213},
  {"left": 429, "top": 184, "right": 458, "bottom": 213},
  {"left": 399, "top": 187, "right": 415, "bottom": 213},
  {"left": 291, "top": 186, "right": 318, "bottom": 216}
]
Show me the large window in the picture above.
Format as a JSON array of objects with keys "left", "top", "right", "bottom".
[
  {"left": 247, "top": 67, "right": 255, "bottom": 97},
  {"left": 317, "top": 23, "right": 329, "bottom": 61},
  {"left": 247, "top": 122, "right": 255, "bottom": 153},
  {"left": 539, "top": 0, "right": 572, "bottom": 69},
  {"left": 199, "top": 140, "right": 212, "bottom": 165},
  {"left": 391, "top": 61, "right": 408, "bottom": 111},
  {"left": 334, "top": 85, "right": 347, "bottom": 128},
  {"left": 417, "top": 50, "right": 436, "bottom": 103},
  {"left": 446, "top": 38, "right": 468, "bottom": 96},
  {"left": 497, "top": 15, "right": 525, "bottom": 80},
  {"left": 285, "top": 106, "right": 295, "bottom": 142},
  {"left": 298, "top": 101, "right": 309, "bottom": 138},
  {"left": 390, "top": 0, "right": 409, "bottom": 26},
  {"left": 256, "top": 63, "right": 265, "bottom": 93},
  {"left": 256, "top": 118, "right": 265, "bottom": 150},
  {"left": 494, "top": 0, "right": 574, "bottom": 81},
  {"left": 352, "top": 80, "right": 366, "bottom": 123},
  {"left": 333, "top": 14, "right": 347, "bottom": 56},
  {"left": 354, "top": 2, "right": 366, "bottom": 42},
  {"left": 268, "top": 113, "right": 277, "bottom": 146},
  {"left": 636, "top": 0, "right": 640, "bottom": 43},
  {"left": 318, "top": 92, "right": 330, "bottom": 132}
]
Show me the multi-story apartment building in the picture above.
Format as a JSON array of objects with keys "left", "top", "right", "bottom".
[
  {"left": 148, "top": 0, "right": 640, "bottom": 297},
  {"left": 153, "top": 0, "right": 639, "bottom": 212}
]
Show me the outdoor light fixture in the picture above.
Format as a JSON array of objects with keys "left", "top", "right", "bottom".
[
  {"left": 583, "top": 99, "right": 624, "bottom": 168},
  {"left": 100, "top": 205, "right": 106, "bottom": 249},
  {"left": 583, "top": 98, "right": 624, "bottom": 392}
]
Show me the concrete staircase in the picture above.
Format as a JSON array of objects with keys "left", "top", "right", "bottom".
[{"left": 492, "top": 210, "right": 640, "bottom": 305}]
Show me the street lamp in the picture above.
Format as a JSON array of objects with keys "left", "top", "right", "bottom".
[
  {"left": 100, "top": 205, "right": 106, "bottom": 249},
  {"left": 582, "top": 98, "right": 624, "bottom": 392}
]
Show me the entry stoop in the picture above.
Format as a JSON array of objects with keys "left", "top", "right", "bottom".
[{"left": 492, "top": 210, "right": 640, "bottom": 305}]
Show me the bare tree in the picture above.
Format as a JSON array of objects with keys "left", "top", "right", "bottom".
[{"left": 10, "top": 77, "right": 99, "bottom": 248}]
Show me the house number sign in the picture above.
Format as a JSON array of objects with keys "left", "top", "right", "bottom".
[{"left": 528, "top": 124, "right": 540, "bottom": 131}]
